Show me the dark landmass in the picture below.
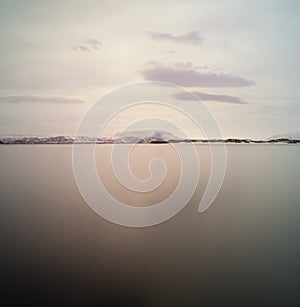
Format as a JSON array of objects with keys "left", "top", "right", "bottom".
[{"left": 0, "top": 136, "right": 299, "bottom": 145}]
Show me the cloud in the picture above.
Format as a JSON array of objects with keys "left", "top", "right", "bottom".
[
  {"left": 142, "top": 62, "right": 256, "bottom": 87},
  {"left": 0, "top": 95, "right": 87, "bottom": 104},
  {"left": 72, "top": 37, "right": 102, "bottom": 52},
  {"left": 174, "top": 92, "right": 247, "bottom": 104},
  {"left": 147, "top": 30, "right": 202, "bottom": 45},
  {"left": 72, "top": 44, "right": 90, "bottom": 52}
]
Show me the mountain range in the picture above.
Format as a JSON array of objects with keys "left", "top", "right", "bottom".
[{"left": 0, "top": 130, "right": 299, "bottom": 144}]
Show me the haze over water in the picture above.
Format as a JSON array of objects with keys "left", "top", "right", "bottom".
[{"left": 0, "top": 144, "right": 299, "bottom": 306}]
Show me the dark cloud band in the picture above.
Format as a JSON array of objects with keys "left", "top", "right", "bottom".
[
  {"left": 174, "top": 92, "right": 247, "bottom": 104},
  {"left": 142, "top": 63, "right": 255, "bottom": 87},
  {"left": 0, "top": 95, "right": 86, "bottom": 104}
]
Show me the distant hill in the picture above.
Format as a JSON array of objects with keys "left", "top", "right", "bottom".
[
  {"left": 0, "top": 130, "right": 300, "bottom": 144},
  {"left": 114, "top": 130, "right": 180, "bottom": 143},
  {"left": 266, "top": 132, "right": 300, "bottom": 141}
]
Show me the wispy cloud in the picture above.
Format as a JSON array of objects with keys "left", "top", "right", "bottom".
[
  {"left": 142, "top": 62, "right": 256, "bottom": 87},
  {"left": 174, "top": 92, "right": 247, "bottom": 104},
  {"left": 72, "top": 44, "right": 90, "bottom": 52},
  {"left": 147, "top": 30, "right": 202, "bottom": 45},
  {"left": 0, "top": 95, "right": 87, "bottom": 104},
  {"left": 72, "top": 37, "right": 102, "bottom": 52}
]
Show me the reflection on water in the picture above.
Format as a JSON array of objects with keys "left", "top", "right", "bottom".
[
  {"left": 95, "top": 144, "right": 182, "bottom": 207},
  {"left": 0, "top": 145, "right": 299, "bottom": 306}
]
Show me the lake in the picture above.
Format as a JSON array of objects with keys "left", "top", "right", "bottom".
[{"left": 0, "top": 145, "right": 299, "bottom": 306}]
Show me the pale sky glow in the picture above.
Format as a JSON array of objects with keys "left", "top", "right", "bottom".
[{"left": 0, "top": 0, "right": 299, "bottom": 138}]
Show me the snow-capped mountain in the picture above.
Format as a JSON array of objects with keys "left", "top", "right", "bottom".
[
  {"left": 0, "top": 136, "right": 74, "bottom": 144},
  {"left": 0, "top": 131, "right": 299, "bottom": 144},
  {"left": 266, "top": 132, "right": 300, "bottom": 141},
  {"left": 0, "top": 130, "right": 179, "bottom": 144},
  {"left": 114, "top": 130, "right": 180, "bottom": 143}
]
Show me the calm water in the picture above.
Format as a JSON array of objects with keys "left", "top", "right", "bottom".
[{"left": 0, "top": 145, "right": 299, "bottom": 306}]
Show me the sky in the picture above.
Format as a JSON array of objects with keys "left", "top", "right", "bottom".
[{"left": 0, "top": 0, "right": 299, "bottom": 138}]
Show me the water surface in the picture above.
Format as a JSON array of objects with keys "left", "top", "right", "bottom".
[{"left": 0, "top": 145, "right": 299, "bottom": 306}]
